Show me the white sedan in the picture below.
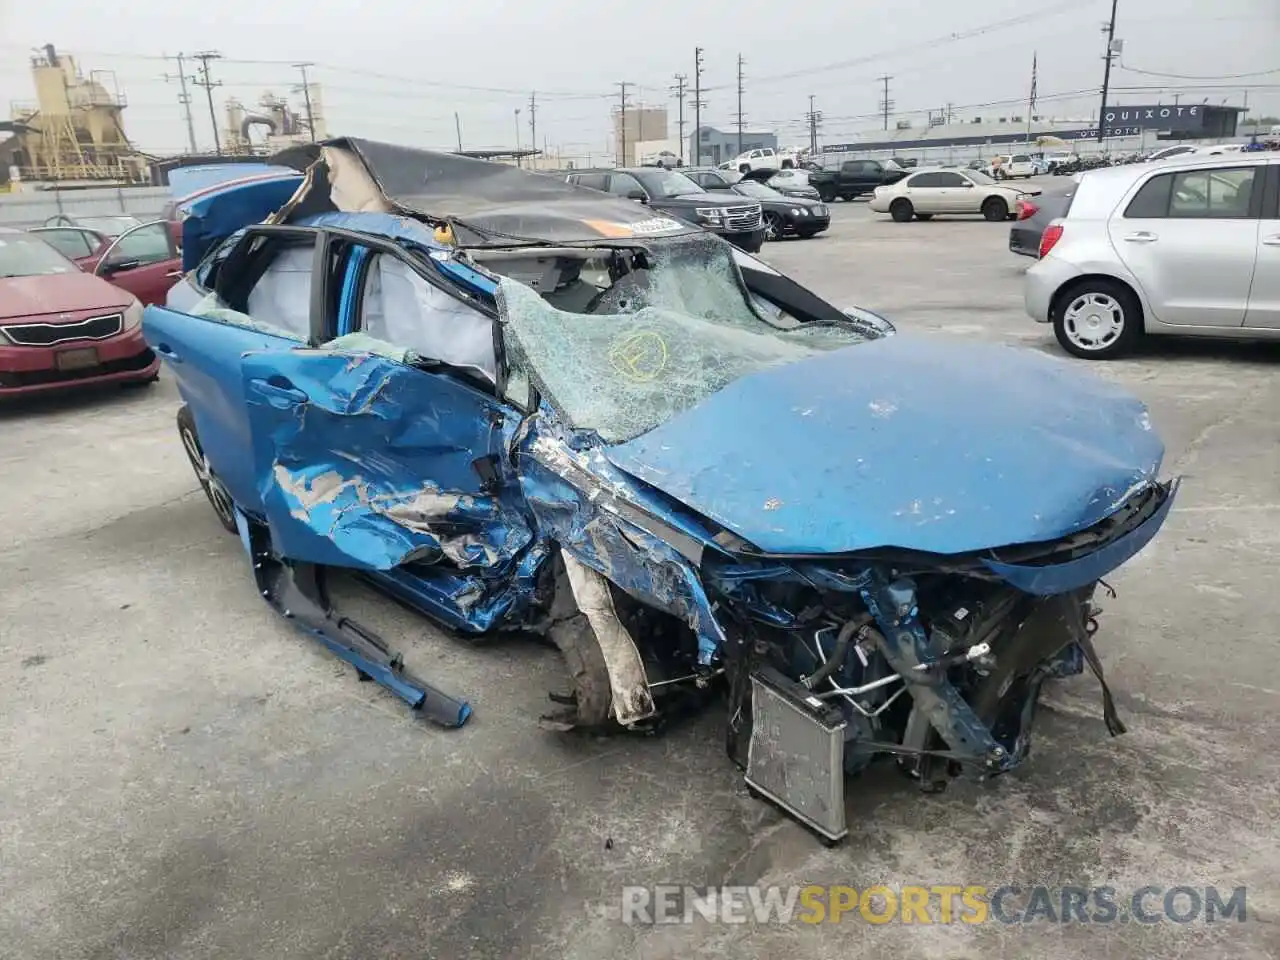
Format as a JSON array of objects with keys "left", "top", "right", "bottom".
[{"left": 868, "top": 168, "right": 1036, "bottom": 222}]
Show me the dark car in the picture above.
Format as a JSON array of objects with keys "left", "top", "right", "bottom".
[
  {"left": 729, "top": 179, "right": 829, "bottom": 240},
  {"left": 0, "top": 229, "right": 159, "bottom": 395},
  {"left": 807, "top": 159, "right": 907, "bottom": 202},
  {"left": 1008, "top": 182, "right": 1076, "bottom": 258},
  {"left": 566, "top": 167, "right": 765, "bottom": 252}
]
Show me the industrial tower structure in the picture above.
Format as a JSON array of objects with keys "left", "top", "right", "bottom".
[{"left": 2, "top": 44, "right": 145, "bottom": 183}]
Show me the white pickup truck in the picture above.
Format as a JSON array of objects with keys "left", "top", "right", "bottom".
[
  {"left": 719, "top": 147, "right": 798, "bottom": 174},
  {"left": 989, "top": 153, "right": 1037, "bottom": 179}
]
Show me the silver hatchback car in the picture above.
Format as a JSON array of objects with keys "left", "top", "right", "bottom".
[{"left": 1024, "top": 153, "right": 1279, "bottom": 358}]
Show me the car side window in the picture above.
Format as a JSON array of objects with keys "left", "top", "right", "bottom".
[
  {"left": 33, "top": 229, "right": 94, "bottom": 259},
  {"left": 1124, "top": 174, "right": 1173, "bottom": 218},
  {"left": 355, "top": 253, "right": 497, "bottom": 384},
  {"left": 607, "top": 173, "right": 645, "bottom": 197},
  {"left": 1169, "top": 167, "right": 1256, "bottom": 219},
  {"left": 106, "top": 223, "right": 173, "bottom": 265},
  {"left": 188, "top": 234, "right": 315, "bottom": 341},
  {"left": 906, "top": 172, "right": 944, "bottom": 188},
  {"left": 572, "top": 173, "right": 608, "bottom": 191},
  {"left": 935, "top": 173, "right": 968, "bottom": 187},
  {"left": 1126, "top": 167, "right": 1257, "bottom": 219}
]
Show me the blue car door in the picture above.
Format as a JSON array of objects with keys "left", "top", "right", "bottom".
[
  {"left": 143, "top": 227, "right": 326, "bottom": 513},
  {"left": 240, "top": 235, "right": 534, "bottom": 574}
]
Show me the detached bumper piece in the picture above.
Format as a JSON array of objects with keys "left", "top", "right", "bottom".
[
  {"left": 744, "top": 666, "right": 849, "bottom": 844},
  {"left": 244, "top": 518, "right": 472, "bottom": 728}
]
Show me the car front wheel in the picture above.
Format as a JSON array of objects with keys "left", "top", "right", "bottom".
[
  {"left": 1052, "top": 279, "right": 1142, "bottom": 359},
  {"left": 982, "top": 197, "right": 1009, "bottom": 221},
  {"left": 762, "top": 212, "right": 783, "bottom": 241}
]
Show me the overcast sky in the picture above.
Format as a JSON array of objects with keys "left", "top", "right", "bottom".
[{"left": 1, "top": 0, "right": 1275, "bottom": 159}]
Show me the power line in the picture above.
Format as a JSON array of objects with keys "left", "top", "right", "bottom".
[
  {"left": 616, "top": 81, "right": 631, "bottom": 166},
  {"left": 294, "top": 62, "right": 316, "bottom": 142},
  {"left": 1097, "top": 0, "right": 1119, "bottom": 144},
  {"left": 1118, "top": 62, "right": 1280, "bottom": 81},
  {"left": 692, "top": 47, "right": 706, "bottom": 166},
  {"left": 161, "top": 53, "right": 198, "bottom": 154},
  {"left": 734, "top": 54, "right": 746, "bottom": 155},
  {"left": 671, "top": 73, "right": 687, "bottom": 164},
  {"left": 804, "top": 94, "right": 823, "bottom": 155},
  {"left": 191, "top": 51, "right": 223, "bottom": 155},
  {"left": 528, "top": 91, "right": 538, "bottom": 155},
  {"left": 877, "top": 75, "right": 894, "bottom": 131}
]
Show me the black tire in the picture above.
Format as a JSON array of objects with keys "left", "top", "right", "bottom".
[
  {"left": 781, "top": 158, "right": 794, "bottom": 169},
  {"left": 762, "top": 212, "right": 783, "bottom": 241},
  {"left": 914, "top": 213, "right": 934, "bottom": 221},
  {"left": 1052, "top": 278, "right": 1142, "bottom": 360},
  {"left": 176, "top": 405, "right": 238, "bottom": 533},
  {"left": 982, "top": 197, "right": 1009, "bottom": 221},
  {"left": 839, "top": 193, "right": 855, "bottom": 202},
  {"left": 738, "top": 163, "right": 750, "bottom": 174},
  {"left": 818, "top": 187, "right": 836, "bottom": 203},
  {"left": 889, "top": 198, "right": 914, "bottom": 222}
]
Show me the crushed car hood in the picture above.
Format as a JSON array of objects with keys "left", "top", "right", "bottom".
[{"left": 606, "top": 335, "right": 1165, "bottom": 556}]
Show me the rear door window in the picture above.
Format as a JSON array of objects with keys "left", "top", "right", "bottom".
[{"left": 188, "top": 233, "right": 317, "bottom": 341}]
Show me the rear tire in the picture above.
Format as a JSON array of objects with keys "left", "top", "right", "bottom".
[
  {"left": 889, "top": 198, "right": 914, "bottom": 222},
  {"left": 177, "top": 405, "right": 238, "bottom": 534},
  {"left": 1052, "top": 278, "right": 1142, "bottom": 360},
  {"left": 982, "top": 197, "right": 1009, "bottom": 221},
  {"left": 818, "top": 187, "right": 836, "bottom": 203}
]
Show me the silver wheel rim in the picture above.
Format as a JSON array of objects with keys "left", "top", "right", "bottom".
[
  {"left": 180, "top": 424, "right": 236, "bottom": 526},
  {"left": 1063, "top": 292, "right": 1125, "bottom": 351},
  {"left": 764, "top": 215, "right": 779, "bottom": 240}
]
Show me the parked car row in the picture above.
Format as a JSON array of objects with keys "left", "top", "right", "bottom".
[{"left": 565, "top": 165, "right": 830, "bottom": 247}]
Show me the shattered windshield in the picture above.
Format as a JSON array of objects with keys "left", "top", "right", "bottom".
[{"left": 496, "top": 235, "right": 866, "bottom": 445}]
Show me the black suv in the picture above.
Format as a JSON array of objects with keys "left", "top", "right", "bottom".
[{"left": 565, "top": 168, "right": 765, "bottom": 252}]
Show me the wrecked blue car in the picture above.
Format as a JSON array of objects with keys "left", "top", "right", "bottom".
[{"left": 145, "top": 138, "right": 1175, "bottom": 843}]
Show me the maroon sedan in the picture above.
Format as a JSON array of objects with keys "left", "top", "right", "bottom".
[{"left": 0, "top": 229, "right": 159, "bottom": 396}]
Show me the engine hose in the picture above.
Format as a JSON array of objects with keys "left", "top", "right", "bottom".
[{"left": 803, "top": 614, "right": 874, "bottom": 689}]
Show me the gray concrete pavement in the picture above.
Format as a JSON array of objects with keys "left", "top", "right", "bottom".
[{"left": 2, "top": 201, "right": 1278, "bottom": 959}]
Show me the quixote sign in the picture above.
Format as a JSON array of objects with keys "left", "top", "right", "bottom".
[{"left": 1103, "top": 104, "right": 1206, "bottom": 131}]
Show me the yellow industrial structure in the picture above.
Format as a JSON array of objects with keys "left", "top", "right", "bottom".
[
  {"left": 222, "top": 87, "right": 328, "bottom": 155},
  {"left": 2, "top": 44, "right": 146, "bottom": 183}
]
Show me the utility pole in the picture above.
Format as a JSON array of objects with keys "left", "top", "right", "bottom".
[
  {"left": 735, "top": 54, "right": 746, "bottom": 155},
  {"left": 528, "top": 91, "right": 538, "bottom": 159},
  {"left": 514, "top": 108, "right": 522, "bottom": 166},
  {"left": 191, "top": 51, "right": 223, "bottom": 155},
  {"left": 162, "top": 53, "right": 198, "bottom": 154},
  {"left": 1096, "top": 0, "right": 1120, "bottom": 145},
  {"left": 877, "top": 75, "right": 894, "bottom": 131},
  {"left": 946, "top": 102, "right": 954, "bottom": 124},
  {"left": 454, "top": 112, "right": 463, "bottom": 152},
  {"left": 671, "top": 74, "right": 687, "bottom": 164},
  {"left": 293, "top": 62, "right": 316, "bottom": 142},
  {"left": 693, "top": 47, "right": 705, "bottom": 166},
  {"left": 804, "top": 95, "right": 823, "bottom": 157},
  {"left": 616, "top": 82, "right": 631, "bottom": 166}
]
